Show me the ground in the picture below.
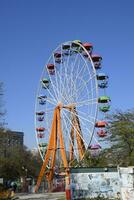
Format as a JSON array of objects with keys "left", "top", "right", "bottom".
[{"left": 15, "top": 192, "right": 66, "bottom": 200}]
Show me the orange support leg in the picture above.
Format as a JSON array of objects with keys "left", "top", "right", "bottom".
[{"left": 35, "top": 107, "right": 69, "bottom": 192}]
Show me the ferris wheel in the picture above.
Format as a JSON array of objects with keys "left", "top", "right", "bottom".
[{"left": 35, "top": 40, "right": 110, "bottom": 191}]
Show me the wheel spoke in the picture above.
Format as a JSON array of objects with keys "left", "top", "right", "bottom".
[
  {"left": 63, "top": 108, "right": 95, "bottom": 125},
  {"left": 61, "top": 111, "right": 78, "bottom": 159},
  {"left": 63, "top": 110, "right": 88, "bottom": 149}
]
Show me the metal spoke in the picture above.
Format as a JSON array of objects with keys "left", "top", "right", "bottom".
[
  {"left": 63, "top": 108, "right": 95, "bottom": 126},
  {"left": 63, "top": 110, "right": 88, "bottom": 149},
  {"left": 62, "top": 111, "right": 78, "bottom": 159}
]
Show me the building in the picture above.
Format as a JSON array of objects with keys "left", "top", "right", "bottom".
[
  {"left": 31, "top": 147, "right": 38, "bottom": 156},
  {"left": 0, "top": 129, "right": 24, "bottom": 157}
]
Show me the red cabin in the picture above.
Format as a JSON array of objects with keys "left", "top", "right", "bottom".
[
  {"left": 47, "top": 64, "right": 55, "bottom": 75},
  {"left": 95, "top": 121, "right": 108, "bottom": 128},
  {"left": 36, "top": 127, "right": 46, "bottom": 132},
  {"left": 97, "top": 130, "right": 107, "bottom": 137},
  {"left": 47, "top": 64, "right": 55, "bottom": 70},
  {"left": 82, "top": 42, "right": 93, "bottom": 53},
  {"left": 37, "top": 133, "right": 45, "bottom": 138}
]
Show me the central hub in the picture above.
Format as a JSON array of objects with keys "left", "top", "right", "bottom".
[{"left": 57, "top": 101, "right": 63, "bottom": 108}]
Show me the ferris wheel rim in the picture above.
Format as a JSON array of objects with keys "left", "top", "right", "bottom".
[{"left": 35, "top": 40, "right": 99, "bottom": 162}]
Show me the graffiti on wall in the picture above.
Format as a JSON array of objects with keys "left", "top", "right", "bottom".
[
  {"left": 70, "top": 167, "right": 134, "bottom": 200},
  {"left": 70, "top": 172, "right": 120, "bottom": 199},
  {"left": 119, "top": 167, "right": 134, "bottom": 200}
]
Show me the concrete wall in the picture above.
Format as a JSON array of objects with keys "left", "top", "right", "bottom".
[
  {"left": 119, "top": 167, "right": 134, "bottom": 200},
  {"left": 70, "top": 167, "right": 134, "bottom": 200}
]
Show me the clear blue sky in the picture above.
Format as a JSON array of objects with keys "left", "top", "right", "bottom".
[{"left": 0, "top": 0, "right": 134, "bottom": 148}]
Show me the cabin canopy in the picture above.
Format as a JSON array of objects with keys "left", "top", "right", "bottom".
[
  {"left": 98, "top": 96, "right": 111, "bottom": 103},
  {"left": 82, "top": 42, "right": 93, "bottom": 51},
  {"left": 89, "top": 144, "right": 101, "bottom": 150},
  {"left": 95, "top": 121, "right": 108, "bottom": 128},
  {"left": 36, "top": 111, "right": 45, "bottom": 116},
  {"left": 36, "top": 127, "right": 45, "bottom": 132},
  {"left": 97, "top": 73, "right": 108, "bottom": 80}
]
